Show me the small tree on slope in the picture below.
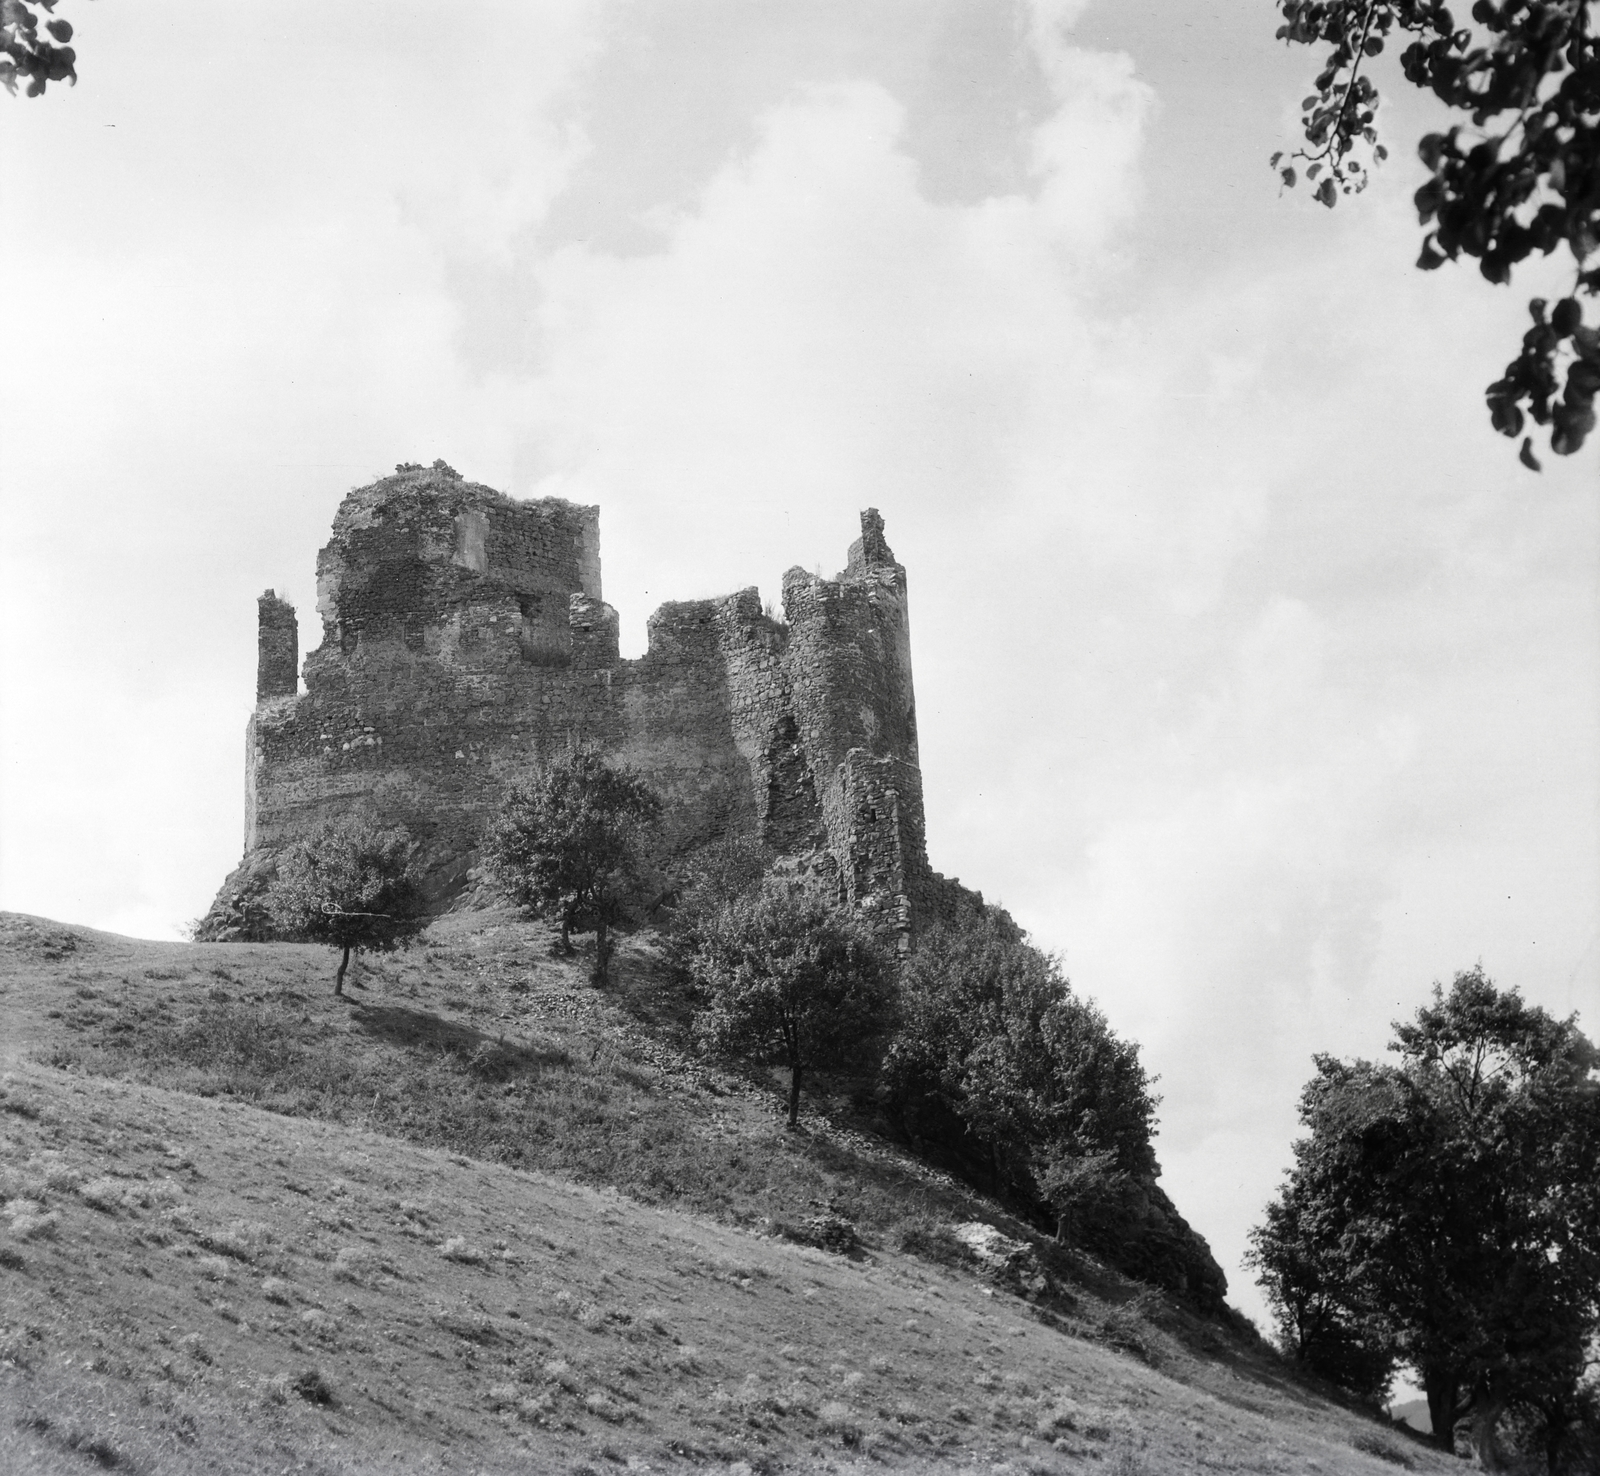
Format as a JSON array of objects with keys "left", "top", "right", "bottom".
[
  {"left": 689, "top": 882, "right": 893, "bottom": 1127},
  {"left": 266, "top": 822, "right": 428, "bottom": 995},
  {"left": 483, "top": 748, "right": 663, "bottom": 985}
]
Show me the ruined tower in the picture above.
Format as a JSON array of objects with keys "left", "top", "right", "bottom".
[
  {"left": 255, "top": 591, "right": 298, "bottom": 701},
  {"left": 202, "top": 464, "right": 957, "bottom": 943}
]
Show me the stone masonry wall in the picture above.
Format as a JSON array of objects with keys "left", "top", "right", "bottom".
[
  {"left": 256, "top": 591, "right": 299, "bottom": 701},
  {"left": 204, "top": 462, "right": 949, "bottom": 942}
]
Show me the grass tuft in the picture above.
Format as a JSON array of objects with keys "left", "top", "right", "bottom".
[
  {"left": 439, "top": 1235, "right": 485, "bottom": 1265},
  {"left": 291, "top": 1367, "right": 337, "bottom": 1406}
]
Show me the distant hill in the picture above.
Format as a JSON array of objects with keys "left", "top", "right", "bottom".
[
  {"left": 1389, "top": 1399, "right": 1432, "bottom": 1435},
  {"left": 0, "top": 911, "right": 1448, "bottom": 1473}
]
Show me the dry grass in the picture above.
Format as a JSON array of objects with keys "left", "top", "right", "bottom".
[
  {"left": 24, "top": 909, "right": 993, "bottom": 1252},
  {"left": 0, "top": 911, "right": 1450, "bottom": 1472}
]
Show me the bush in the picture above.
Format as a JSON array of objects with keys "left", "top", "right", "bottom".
[
  {"left": 897, "top": 1219, "right": 976, "bottom": 1270},
  {"left": 666, "top": 836, "right": 773, "bottom": 975}
]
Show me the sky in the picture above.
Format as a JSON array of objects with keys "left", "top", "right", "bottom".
[{"left": 2, "top": 0, "right": 1596, "bottom": 1344}]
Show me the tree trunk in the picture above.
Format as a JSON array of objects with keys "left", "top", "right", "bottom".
[
  {"left": 1424, "top": 1369, "right": 1461, "bottom": 1453},
  {"left": 1545, "top": 1413, "right": 1565, "bottom": 1476},
  {"left": 788, "top": 1062, "right": 802, "bottom": 1127},
  {"left": 592, "top": 915, "right": 610, "bottom": 985},
  {"left": 1468, "top": 1391, "right": 1508, "bottom": 1473},
  {"left": 559, "top": 911, "right": 573, "bottom": 955},
  {"left": 334, "top": 943, "right": 351, "bottom": 997}
]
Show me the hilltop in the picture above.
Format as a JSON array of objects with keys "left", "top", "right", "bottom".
[{"left": 0, "top": 911, "right": 1449, "bottom": 1474}]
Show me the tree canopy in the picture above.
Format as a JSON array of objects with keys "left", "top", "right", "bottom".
[
  {"left": 1272, "top": 0, "right": 1600, "bottom": 466},
  {"left": 266, "top": 821, "right": 429, "bottom": 995},
  {"left": 882, "top": 912, "right": 1225, "bottom": 1304},
  {"left": 482, "top": 748, "right": 663, "bottom": 984},
  {"left": 2, "top": 0, "right": 77, "bottom": 97},
  {"left": 884, "top": 911, "right": 1159, "bottom": 1202},
  {"left": 1249, "top": 967, "right": 1600, "bottom": 1468},
  {"left": 688, "top": 881, "right": 892, "bottom": 1126}
]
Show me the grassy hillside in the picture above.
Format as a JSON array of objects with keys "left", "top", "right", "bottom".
[{"left": 0, "top": 912, "right": 1446, "bottom": 1473}]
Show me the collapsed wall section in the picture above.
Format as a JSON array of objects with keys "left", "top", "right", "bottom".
[{"left": 201, "top": 466, "right": 937, "bottom": 945}]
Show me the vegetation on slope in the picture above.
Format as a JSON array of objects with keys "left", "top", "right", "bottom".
[{"left": 0, "top": 911, "right": 1452, "bottom": 1474}]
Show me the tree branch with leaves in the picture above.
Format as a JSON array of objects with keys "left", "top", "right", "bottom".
[
  {"left": 2, "top": 0, "right": 78, "bottom": 97},
  {"left": 1273, "top": 0, "right": 1600, "bottom": 466}
]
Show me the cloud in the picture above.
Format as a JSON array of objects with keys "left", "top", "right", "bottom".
[{"left": 506, "top": 26, "right": 1156, "bottom": 647}]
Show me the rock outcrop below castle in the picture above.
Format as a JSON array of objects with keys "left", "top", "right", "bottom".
[{"left": 201, "top": 462, "right": 956, "bottom": 941}]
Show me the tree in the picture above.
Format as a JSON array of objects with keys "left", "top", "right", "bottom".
[
  {"left": 1249, "top": 967, "right": 1600, "bottom": 1466},
  {"left": 688, "top": 881, "right": 893, "bottom": 1126},
  {"left": 266, "top": 821, "right": 428, "bottom": 995},
  {"left": 1245, "top": 1172, "right": 1402, "bottom": 1404},
  {"left": 1034, "top": 1147, "right": 1127, "bottom": 1248},
  {"left": 1271, "top": 0, "right": 1600, "bottom": 466},
  {"left": 1501, "top": 1363, "right": 1600, "bottom": 1475},
  {"left": 2, "top": 0, "right": 77, "bottom": 96},
  {"left": 483, "top": 748, "right": 663, "bottom": 985},
  {"left": 884, "top": 910, "right": 1158, "bottom": 1204},
  {"left": 883, "top": 911, "right": 1226, "bottom": 1304}
]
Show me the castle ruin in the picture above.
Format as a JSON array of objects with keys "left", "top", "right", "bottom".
[{"left": 203, "top": 462, "right": 962, "bottom": 941}]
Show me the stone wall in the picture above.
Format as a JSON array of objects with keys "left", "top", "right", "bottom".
[
  {"left": 255, "top": 591, "right": 298, "bottom": 701},
  {"left": 203, "top": 462, "right": 959, "bottom": 943}
]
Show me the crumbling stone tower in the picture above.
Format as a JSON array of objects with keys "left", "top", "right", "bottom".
[
  {"left": 255, "top": 591, "right": 298, "bottom": 702},
  {"left": 204, "top": 463, "right": 952, "bottom": 944}
]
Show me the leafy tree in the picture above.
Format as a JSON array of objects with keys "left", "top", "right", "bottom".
[
  {"left": 1501, "top": 1363, "right": 1600, "bottom": 1475},
  {"left": 883, "top": 912, "right": 1226, "bottom": 1304},
  {"left": 884, "top": 910, "right": 1158, "bottom": 1204},
  {"left": 266, "top": 821, "right": 428, "bottom": 996},
  {"left": 1245, "top": 1173, "right": 1401, "bottom": 1404},
  {"left": 1249, "top": 967, "right": 1600, "bottom": 1465},
  {"left": 1034, "top": 1147, "right": 1127, "bottom": 1248},
  {"left": 2, "top": 0, "right": 77, "bottom": 96},
  {"left": 1271, "top": 0, "right": 1600, "bottom": 466},
  {"left": 688, "top": 881, "right": 892, "bottom": 1126},
  {"left": 483, "top": 748, "right": 663, "bottom": 984}
]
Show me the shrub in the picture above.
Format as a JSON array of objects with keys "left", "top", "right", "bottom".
[
  {"left": 77, "top": 1177, "right": 127, "bottom": 1214},
  {"left": 666, "top": 836, "right": 772, "bottom": 962},
  {"left": 897, "top": 1219, "right": 975, "bottom": 1270},
  {"left": 774, "top": 1212, "right": 857, "bottom": 1254},
  {"left": 817, "top": 1400, "right": 863, "bottom": 1446},
  {"left": 10, "top": 1209, "right": 59, "bottom": 1240},
  {"left": 291, "top": 1368, "right": 337, "bottom": 1406}
]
